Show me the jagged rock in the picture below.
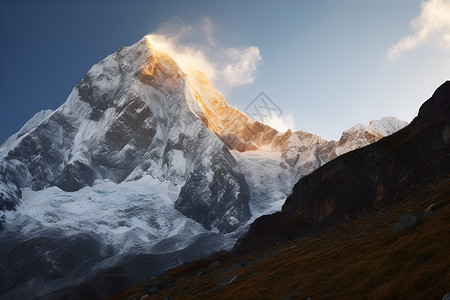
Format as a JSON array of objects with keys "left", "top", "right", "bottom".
[
  {"left": 211, "top": 275, "right": 239, "bottom": 293},
  {"left": 227, "top": 263, "right": 242, "bottom": 272},
  {"left": 392, "top": 214, "right": 422, "bottom": 232},
  {"left": 0, "top": 35, "right": 408, "bottom": 233}
]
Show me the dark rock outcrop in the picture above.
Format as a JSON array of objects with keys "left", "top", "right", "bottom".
[{"left": 234, "top": 81, "right": 450, "bottom": 255}]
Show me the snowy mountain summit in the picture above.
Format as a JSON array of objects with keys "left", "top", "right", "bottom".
[
  {"left": 0, "top": 38, "right": 250, "bottom": 233},
  {"left": 0, "top": 37, "right": 409, "bottom": 299},
  {"left": 0, "top": 37, "right": 407, "bottom": 234}
]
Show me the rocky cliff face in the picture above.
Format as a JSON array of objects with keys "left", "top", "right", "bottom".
[{"left": 233, "top": 81, "right": 449, "bottom": 255}]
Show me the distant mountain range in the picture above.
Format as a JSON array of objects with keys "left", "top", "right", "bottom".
[{"left": 234, "top": 80, "right": 450, "bottom": 256}]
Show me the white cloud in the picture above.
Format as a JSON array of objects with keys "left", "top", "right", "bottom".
[
  {"left": 388, "top": 0, "right": 450, "bottom": 61},
  {"left": 202, "top": 16, "right": 217, "bottom": 47},
  {"left": 263, "top": 114, "right": 295, "bottom": 132},
  {"left": 146, "top": 17, "right": 261, "bottom": 88},
  {"left": 223, "top": 47, "right": 262, "bottom": 86}
]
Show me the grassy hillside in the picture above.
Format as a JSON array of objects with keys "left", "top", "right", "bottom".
[{"left": 113, "top": 173, "right": 449, "bottom": 300}]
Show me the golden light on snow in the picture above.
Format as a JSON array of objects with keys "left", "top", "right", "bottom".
[
  {"left": 144, "top": 35, "right": 230, "bottom": 129},
  {"left": 143, "top": 34, "right": 294, "bottom": 137},
  {"left": 144, "top": 35, "right": 217, "bottom": 84},
  {"left": 143, "top": 35, "right": 261, "bottom": 139}
]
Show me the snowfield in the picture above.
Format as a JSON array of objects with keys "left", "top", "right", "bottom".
[
  {"left": 3, "top": 176, "right": 210, "bottom": 252},
  {"left": 0, "top": 176, "right": 239, "bottom": 298}
]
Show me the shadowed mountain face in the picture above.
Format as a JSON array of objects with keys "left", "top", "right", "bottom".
[{"left": 233, "top": 81, "right": 450, "bottom": 255}]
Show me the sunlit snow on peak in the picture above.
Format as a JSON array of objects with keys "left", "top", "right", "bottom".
[
  {"left": 144, "top": 17, "right": 261, "bottom": 90},
  {"left": 144, "top": 34, "right": 217, "bottom": 85}
]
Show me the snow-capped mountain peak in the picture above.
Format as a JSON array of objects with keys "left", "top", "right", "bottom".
[
  {"left": 0, "top": 36, "right": 408, "bottom": 232},
  {"left": 0, "top": 37, "right": 251, "bottom": 233},
  {"left": 369, "top": 116, "right": 409, "bottom": 136},
  {"left": 0, "top": 36, "right": 410, "bottom": 299}
]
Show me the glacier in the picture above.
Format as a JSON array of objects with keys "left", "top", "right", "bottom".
[{"left": 0, "top": 176, "right": 239, "bottom": 298}]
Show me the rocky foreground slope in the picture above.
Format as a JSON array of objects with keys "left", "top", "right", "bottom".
[{"left": 115, "top": 81, "right": 450, "bottom": 300}]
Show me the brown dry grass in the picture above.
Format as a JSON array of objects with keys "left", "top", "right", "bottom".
[{"left": 113, "top": 175, "right": 450, "bottom": 300}]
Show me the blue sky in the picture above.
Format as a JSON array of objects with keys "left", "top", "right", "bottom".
[{"left": 1, "top": 0, "right": 449, "bottom": 143}]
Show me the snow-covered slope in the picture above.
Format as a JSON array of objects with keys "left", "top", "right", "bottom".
[
  {"left": 3, "top": 177, "right": 204, "bottom": 249},
  {"left": 230, "top": 150, "right": 291, "bottom": 219},
  {"left": 0, "top": 176, "right": 238, "bottom": 299},
  {"left": 369, "top": 116, "right": 409, "bottom": 136},
  {"left": 0, "top": 109, "right": 53, "bottom": 154}
]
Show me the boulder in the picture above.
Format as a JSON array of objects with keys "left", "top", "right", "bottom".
[{"left": 392, "top": 214, "right": 422, "bottom": 232}]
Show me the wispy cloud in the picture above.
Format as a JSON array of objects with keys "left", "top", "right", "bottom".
[
  {"left": 146, "top": 17, "right": 261, "bottom": 88},
  {"left": 202, "top": 16, "right": 217, "bottom": 47},
  {"left": 223, "top": 46, "right": 261, "bottom": 86},
  {"left": 388, "top": 0, "right": 450, "bottom": 61}
]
